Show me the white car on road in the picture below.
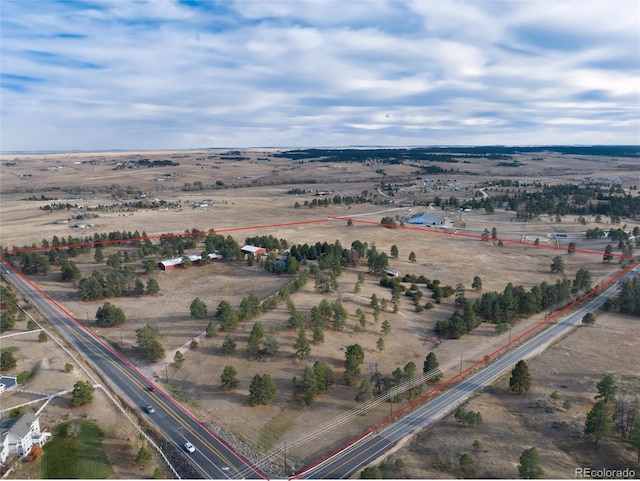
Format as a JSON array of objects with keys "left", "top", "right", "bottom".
[{"left": 184, "top": 442, "right": 195, "bottom": 453}]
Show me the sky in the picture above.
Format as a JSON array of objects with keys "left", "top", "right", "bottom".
[{"left": 1, "top": 0, "right": 639, "bottom": 152}]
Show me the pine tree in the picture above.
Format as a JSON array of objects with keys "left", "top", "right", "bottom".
[
  {"left": 509, "top": 360, "right": 532, "bottom": 393},
  {"left": 423, "top": 352, "right": 442, "bottom": 382},
  {"left": 221, "top": 334, "right": 236, "bottom": 355},
  {"left": 173, "top": 351, "right": 185, "bottom": 368},
  {"left": 584, "top": 400, "right": 612, "bottom": 445},
  {"left": 293, "top": 328, "right": 311, "bottom": 360},
  {"left": 595, "top": 374, "right": 617, "bottom": 404},
  {"left": 220, "top": 365, "right": 240, "bottom": 390},
  {"left": 518, "top": 447, "right": 544, "bottom": 478}
]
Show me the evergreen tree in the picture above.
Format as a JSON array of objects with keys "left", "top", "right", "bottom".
[
  {"left": 390, "top": 245, "right": 399, "bottom": 258},
  {"left": 381, "top": 320, "right": 391, "bottom": 335},
  {"left": 300, "top": 366, "right": 319, "bottom": 405},
  {"left": 376, "top": 337, "right": 385, "bottom": 352},
  {"left": 95, "top": 302, "right": 126, "bottom": 327},
  {"left": 584, "top": 400, "right": 612, "bottom": 445},
  {"left": 550, "top": 256, "right": 564, "bottom": 273},
  {"left": 595, "top": 374, "right": 617, "bottom": 404},
  {"left": 1, "top": 351, "right": 17, "bottom": 371},
  {"left": 355, "top": 379, "right": 374, "bottom": 403},
  {"left": 293, "top": 328, "right": 311, "bottom": 360},
  {"left": 173, "top": 351, "right": 185, "bottom": 368},
  {"left": 343, "top": 344, "right": 365, "bottom": 386},
  {"left": 146, "top": 278, "right": 160, "bottom": 295},
  {"left": 262, "top": 333, "right": 280, "bottom": 358},
  {"left": 190, "top": 297, "right": 208, "bottom": 319},
  {"left": 423, "top": 352, "right": 442, "bottom": 382},
  {"left": 217, "top": 300, "right": 239, "bottom": 331},
  {"left": 312, "top": 324, "right": 325, "bottom": 345},
  {"left": 205, "top": 321, "right": 217, "bottom": 338},
  {"left": 72, "top": 380, "right": 95, "bottom": 407},
  {"left": 136, "top": 324, "right": 165, "bottom": 361},
  {"left": 221, "top": 333, "right": 237, "bottom": 355},
  {"left": 249, "top": 373, "right": 277, "bottom": 406},
  {"left": 60, "top": 259, "right": 82, "bottom": 282},
  {"left": 509, "top": 360, "right": 532, "bottom": 393},
  {"left": 408, "top": 251, "right": 416, "bottom": 262},
  {"left": 472, "top": 275, "right": 483, "bottom": 292},
  {"left": 220, "top": 365, "right": 240, "bottom": 390},
  {"left": 582, "top": 312, "right": 596, "bottom": 325},
  {"left": 518, "top": 447, "right": 544, "bottom": 479}
]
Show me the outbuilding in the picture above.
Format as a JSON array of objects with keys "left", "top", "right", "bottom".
[
  {"left": 406, "top": 212, "right": 443, "bottom": 226},
  {"left": 157, "top": 253, "right": 218, "bottom": 271},
  {"left": 241, "top": 245, "right": 266, "bottom": 256}
]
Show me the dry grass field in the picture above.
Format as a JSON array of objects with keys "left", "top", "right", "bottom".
[{"left": 1, "top": 148, "right": 638, "bottom": 478}]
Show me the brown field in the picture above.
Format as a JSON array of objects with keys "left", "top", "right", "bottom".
[{"left": 1, "top": 149, "right": 638, "bottom": 478}]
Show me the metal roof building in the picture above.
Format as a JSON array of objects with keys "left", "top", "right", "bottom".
[
  {"left": 157, "top": 253, "right": 218, "bottom": 271},
  {"left": 406, "top": 212, "right": 443, "bottom": 226}
]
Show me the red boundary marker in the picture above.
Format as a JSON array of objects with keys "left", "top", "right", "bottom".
[
  {"left": 0, "top": 261, "right": 268, "bottom": 480},
  {"left": 2, "top": 215, "right": 637, "bottom": 480},
  {"left": 293, "top": 258, "right": 639, "bottom": 479}
]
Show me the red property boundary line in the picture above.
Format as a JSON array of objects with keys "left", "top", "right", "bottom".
[
  {"left": 3, "top": 218, "right": 329, "bottom": 254},
  {"left": 294, "top": 260, "right": 639, "bottom": 479},
  {"left": 0, "top": 260, "right": 268, "bottom": 480},
  {"left": 327, "top": 215, "right": 635, "bottom": 259},
  {"left": 2, "top": 214, "right": 637, "bottom": 479}
]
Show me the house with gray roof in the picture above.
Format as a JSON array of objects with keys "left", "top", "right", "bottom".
[{"left": 0, "top": 413, "right": 50, "bottom": 464}]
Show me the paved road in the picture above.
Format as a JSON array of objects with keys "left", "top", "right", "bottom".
[
  {"left": 300, "top": 264, "right": 639, "bottom": 479},
  {"left": 1, "top": 263, "right": 266, "bottom": 480}
]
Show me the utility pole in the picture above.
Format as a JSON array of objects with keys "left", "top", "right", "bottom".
[
  {"left": 165, "top": 362, "right": 168, "bottom": 382},
  {"left": 509, "top": 326, "right": 512, "bottom": 345},
  {"left": 459, "top": 355, "right": 463, "bottom": 375}
]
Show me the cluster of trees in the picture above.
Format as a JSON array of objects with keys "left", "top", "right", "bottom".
[
  {"left": 584, "top": 374, "right": 640, "bottom": 458},
  {"left": 436, "top": 270, "right": 592, "bottom": 340},
  {"left": 368, "top": 361, "right": 421, "bottom": 403},
  {"left": 190, "top": 272, "right": 309, "bottom": 334},
  {"left": 95, "top": 302, "right": 126, "bottom": 327},
  {"left": 248, "top": 373, "right": 277, "bottom": 406},
  {"left": 295, "top": 360, "right": 335, "bottom": 405},
  {"left": 293, "top": 192, "right": 371, "bottom": 209},
  {"left": 454, "top": 407, "right": 483, "bottom": 427},
  {"left": 477, "top": 183, "right": 640, "bottom": 221},
  {"left": 603, "top": 277, "right": 640, "bottom": 316},
  {"left": 77, "top": 270, "right": 159, "bottom": 301},
  {"left": 1, "top": 284, "right": 20, "bottom": 332}
]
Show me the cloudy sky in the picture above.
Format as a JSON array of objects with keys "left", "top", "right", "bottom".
[{"left": 1, "top": 0, "right": 638, "bottom": 152}]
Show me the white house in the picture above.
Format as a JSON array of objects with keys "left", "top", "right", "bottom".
[{"left": 0, "top": 413, "right": 50, "bottom": 464}]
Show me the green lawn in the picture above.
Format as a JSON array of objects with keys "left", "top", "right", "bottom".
[{"left": 41, "top": 420, "right": 114, "bottom": 479}]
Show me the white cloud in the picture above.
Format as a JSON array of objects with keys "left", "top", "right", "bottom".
[{"left": 1, "top": 0, "right": 638, "bottom": 151}]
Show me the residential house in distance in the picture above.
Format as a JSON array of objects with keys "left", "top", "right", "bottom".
[{"left": 405, "top": 212, "right": 444, "bottom": 226}]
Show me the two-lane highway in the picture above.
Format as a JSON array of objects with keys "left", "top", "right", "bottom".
[
  {"left": 300, "top": 264, "right": 638, "bottom": 479},
  {"left": 1, "top": 263, "right": 266, "bottom": 480}
]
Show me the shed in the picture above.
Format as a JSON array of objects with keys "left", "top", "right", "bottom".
[
  {"left": 385, "top": 269, "right": 401, "bottom": 277},
  {"left": 241, "top": 245, "right": 266, "bottom": 256},
  {"left": 157, "top": 253, "right": 218, "bottom": 271}
]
